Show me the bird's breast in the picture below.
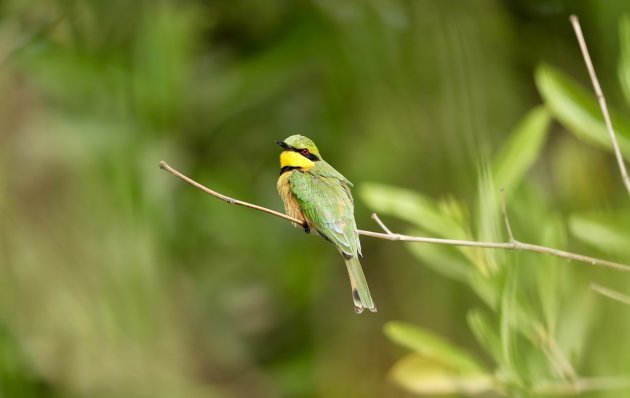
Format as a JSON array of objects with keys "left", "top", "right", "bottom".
[{"left": 277, "top": 171, "right": 306, "bottom": 226}]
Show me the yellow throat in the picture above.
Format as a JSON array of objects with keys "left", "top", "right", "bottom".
[{"left": 280, "top": 151, "right": 315, "bottom": 171}]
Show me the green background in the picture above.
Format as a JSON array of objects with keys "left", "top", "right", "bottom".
[{"left": 2, "top": 0, "right": 630, "bottom": 397}]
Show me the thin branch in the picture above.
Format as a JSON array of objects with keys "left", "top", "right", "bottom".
[
  {"left": 371, "top": 213, "right": 394, "bottom": 235},
  {"left": 159, "top": 160, "right": 303, "bottom": 225},
  {"left": 159, "top": 161, "right": 630, "bottom": 273},
  {"left": 591, "top": 283, "right": 630, "bottom": 306},
  {"left": 570, "top": 15, "right": 630, "bottom": 197},
  {"left": 369, "top": 213, "right": 630, "bottom": 272}
]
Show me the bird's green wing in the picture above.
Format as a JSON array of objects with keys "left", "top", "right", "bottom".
[{"left": 289, "top": 169, "right": 360, "bottom": 257}]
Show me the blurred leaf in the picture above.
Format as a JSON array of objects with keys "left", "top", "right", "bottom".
[
  {"left": 492, "top": 106, "right": 550, "bottom": 195},
  {"left": 389, "top": 354, "right": 494, "bottom": 396},
  {"left": 591, "top": 284, "right": 630, "bottom": 306},
  {"left": 384, "top": 322, "right": 485, "bottom": 373},
  {"left": 532, "top": 377, "right": 630, "bottom": 396},
  {"left": 469, "top": 272, "right": 499, "bottom": 309},
  {"left": 474, "top": 163, "right": 503, "bottom": 276},
  {"left": 535, "top": 64, "right": 630, "bottom": 160},
  {"left": 498, "top": 269, "right": 520, "bottom": 383},
  {"left": 132, "top": 2, "right": 200, "bottom": 127},
  {"left": 569, "top": 211, "right": 630, "bottom": 256},
  {"left": 619, "top": 15, "right": 630, "bottom": 108},
  {"left": 404, "top": 234, "right": 470, "bottom": 282},
  {"left": 196, "top": 24, "right": 317, "bottom": 131},
  {"left": 554, "top": 290, "right": 594, "bottom": 369},
  {"left": 359, "top": 183, "right": 467, "bottom": 239},
  {"left": 467, "top": 309, "right": 502, "bottom": 367},
  {"left": 535, "top": 236, "right": 560, "bottom": 338},
  {"left": 0, "top": 323, "right": 50, "bottom": 398}
]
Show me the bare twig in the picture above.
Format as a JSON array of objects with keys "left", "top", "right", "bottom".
[
  {"left": 570, "top": 15, "right": 630, "bottom": 197},
  {"left": 159, "top": 160, "right": 630, "bottom": 272},
  {"left": 159, "top": 160, "right": 303, "bottom": 225},
  {"left": 369, "top": 213, "right": 630, "bottom": 272},
  {"left": 591, "top": 284, "right": 630, "bottom": 306},
  {"left": 371, "top": 213, "right": 394, "bottom": 235}
]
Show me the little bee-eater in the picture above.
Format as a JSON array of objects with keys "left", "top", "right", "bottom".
[{"left": 276, "top": 135, "right": 376, "bottom": 314}]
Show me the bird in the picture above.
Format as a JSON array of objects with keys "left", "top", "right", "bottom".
[{"left": 275, "top": 135, "right": 376, "bottom": 314}]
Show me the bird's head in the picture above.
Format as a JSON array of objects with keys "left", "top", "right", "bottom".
[{"left": 275, "top": 135, "right": 322, "bottom": 172}]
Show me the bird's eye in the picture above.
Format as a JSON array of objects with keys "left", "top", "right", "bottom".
[{"left": 300, "top": 148, "right": 309, "bottom": 156}]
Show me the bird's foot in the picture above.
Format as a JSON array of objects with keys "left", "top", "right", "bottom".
[{"left": 302, "top": 222, "right": 310, "bottom": 233}]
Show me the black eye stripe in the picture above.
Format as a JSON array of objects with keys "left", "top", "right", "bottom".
[
  {"left": 288, "top": 146, "right": 319, "bottom": 162},
  {"left": 282, "top": 144, "right": 320, "bottom": 161},
  {"left": 303, "top": 152, "right": 319, "bottom": 161},
  {"left": 290, "top": 147, "right": 320, "bottom": 161}
]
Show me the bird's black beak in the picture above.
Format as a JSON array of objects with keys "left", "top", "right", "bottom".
[{"left": 275, "top": 140, "right": 292, "bottom": 150}]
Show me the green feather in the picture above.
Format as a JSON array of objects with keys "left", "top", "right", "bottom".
[
  {"left": 288, "top": 160, "right": 375, "bottom": 313},
  {"left": 289, "top": 161, "right": 360, "bottom": 257},
  {"left": 345, "top": 256, "right": 376, "bottom": 313}
]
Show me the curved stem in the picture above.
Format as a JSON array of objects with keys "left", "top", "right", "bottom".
[{"left": 159, "top": 161, "right": 630, "bottom": 273}]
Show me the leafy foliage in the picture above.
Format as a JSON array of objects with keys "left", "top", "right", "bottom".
[
  {"left": 2, "top": 1, "right": 630, "bottom": 398},
  {"left": 535, "top": 64, "right": 630, "bottom": 160},
  {"left": 362, "top": 79, "right": 630, "bottom": 395}
]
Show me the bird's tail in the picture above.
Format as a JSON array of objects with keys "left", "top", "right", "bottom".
[{"left": 344, "top": 256, "right": 377, "bottom": 314}]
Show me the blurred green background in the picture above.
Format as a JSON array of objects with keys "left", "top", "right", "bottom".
[{"left": 2, "top": 0, "right": 630, "bottom": 397}]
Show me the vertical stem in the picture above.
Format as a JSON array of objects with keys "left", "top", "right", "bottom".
[{"left": 570, "top": 15, "right": 630, "bottom": 197}]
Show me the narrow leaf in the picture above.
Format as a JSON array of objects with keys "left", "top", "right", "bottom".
[
  {"left": 389, "top": 354, "right": 494, "bottom": 396},
  {"left": 492, "top": 106, "right": 551, "bottom": 195},
  {"left": 618, "top": 15, "right": 630, "bottom": 108},
  {"left": 467, "top": 309, "right": 502, "bottom": 366},
  {"left": 384, "top": 321, "right": 485, "bottom": 373},
  {"left": 474, "top": 163, "right": 503, "bottom": 275},
  {"left": 535, "top": 64, "right": 630, "bottom": 160},
  {"left": 405, "top": 237, "right": 470, "bottom": 282},
  {"left": 359, "top": 183, "right": 463, "bottom": 238},
  {"left": 569, "top": 211, "right": 630, "bottom": 256}
]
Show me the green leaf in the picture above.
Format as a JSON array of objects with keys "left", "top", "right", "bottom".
[
  {"left": 569, "top": 211, "right": 630, "bottom": 257},
  {"left": 384, "top": 321, "right": 485, "bottom": 373},
  {"left": 618, "top": 15, "right": 630, "bottom": 108},
  {"left": 535, "top": 216, "right": 566, "bottom": 336},
  {"left": 535, "top": 64, "right": 630, "bottom": 161},
  {"left": 499, "top": 281, "right": 513, "bottom": 371},
  {"left": 469, "top": 271, "right": 499, "bottom": 309},
  {"left": 554, "top": 290, "right": 595, "bottom": 365},
  {"left": 498, "top": 269, "right": 521, "bottom": 382},
  {"left": 492, "top": 106, "right": 550, "bottom": 195},
  {"left": 389, "top": 354, "right": 494, "bottom": 396},
  {"left": 474, "top": 163, "right": 503, "bottom": 275},
  {"left": 359, "top": 183, "right": 464, "bottom": 238},
  {"left": 467, "top": 309, "right": 502, "bottom": 366},
  {"left": 360, "top": 184, "right": 485, "bottom": 278},
  {"left": 405, "top": 234, "right": 470, "bottom": 282}
]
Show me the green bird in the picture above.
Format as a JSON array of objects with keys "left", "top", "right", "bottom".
[{"left": 275, "top": 135, "right": 376, "bottom": 314}]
